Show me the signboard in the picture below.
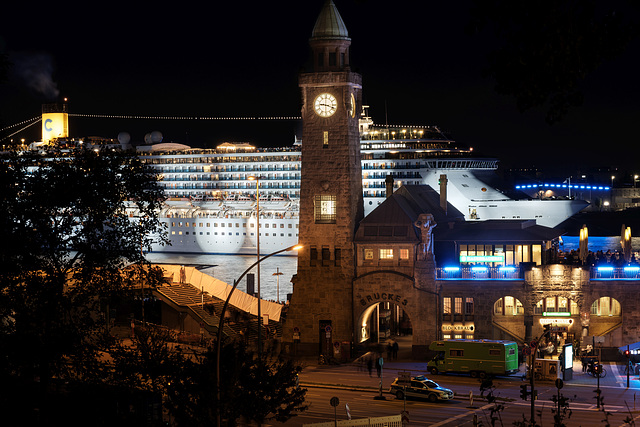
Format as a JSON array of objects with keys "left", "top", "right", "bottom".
[{"left": 459, "top": 255, "right": 505, "bottom": 263}]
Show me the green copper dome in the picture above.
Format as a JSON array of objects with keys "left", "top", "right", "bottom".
[{"left": 311, "top": 0, "right": 350, "bottom": 40}]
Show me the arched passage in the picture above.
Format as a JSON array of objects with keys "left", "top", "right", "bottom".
[{"left": 356, "top": 301, "right": 413, "bottom": 349}]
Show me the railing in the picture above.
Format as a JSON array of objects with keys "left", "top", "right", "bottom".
[
  {"left": 591, "top": 266, "right": 640, "bottom": 280},
  {"left": 437, "top": 266, "right": 523, "bottom": 280}
]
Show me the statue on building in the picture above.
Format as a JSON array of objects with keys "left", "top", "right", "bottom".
[{"left": 414, "top": 213, "right": 436, "bottom": 260}]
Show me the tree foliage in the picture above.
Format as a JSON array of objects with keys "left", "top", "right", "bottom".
[
  {"left": 164, "top": 341, "right": 309, "bottom": 426},
  {"left": 0, "top": 147, "right": 167, "bottom": 423},
  {"left": 467, "top": 0, "right": 639, "bottom": 123}
]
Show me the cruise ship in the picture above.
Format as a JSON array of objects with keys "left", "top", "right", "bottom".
[{"left": 131, "top": 111, "right": 587, "bottom": 255}]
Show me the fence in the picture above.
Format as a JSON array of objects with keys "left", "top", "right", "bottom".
[{"left": 437, "top": 266, "right": 522, "bottom": 280}]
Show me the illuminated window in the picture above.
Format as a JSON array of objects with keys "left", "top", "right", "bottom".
[
  {"left": 443, "top": 297, "right": 451, "bottom": 315},
  {"left": 314, "top": 195, "right": 336, "bottom": 224},
  {"left": 591, "top": 297, "right": 621, "bottom": 316},
  {"left": 379, "top": 249, "right": 393, "bottom": 260},
  {"left": 399, "top": 249, "right": 409, "bottom": 260},
  {"left": 364, "top": 249, "right": 374, "bottom": 260},
  {"left": 454, "top": 297, "right": 462, "bottom": 315}
]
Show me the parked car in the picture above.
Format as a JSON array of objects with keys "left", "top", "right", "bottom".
[{"left": 389, "top": 375, "right": 454, "bottom": 402}]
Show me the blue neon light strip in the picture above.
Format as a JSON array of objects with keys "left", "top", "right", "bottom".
[{"left": 515, "top": 183, "right": 610, "bottom": 191}]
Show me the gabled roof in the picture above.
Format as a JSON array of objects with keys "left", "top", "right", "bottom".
[{"left": 355, "top": 185, "right": 464, "bottom": 243}]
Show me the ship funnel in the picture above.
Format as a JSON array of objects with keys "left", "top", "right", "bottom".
[
  {"left": 439, "top": 174, "right": 448, "bottom": 215},
  {"left": 42, "top": 103, "right": 69, "bottom": 143},
  {"left": 385, "top": 175, "right": 394, "bottom": 198}
]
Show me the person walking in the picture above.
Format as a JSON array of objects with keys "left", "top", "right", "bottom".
[
  {"left": 366, "top": 356, "right": 373, "bottom": 377},
  {"left": 376, "top": 355, "right": 382, "bottom": 378},
  {"left": 392, "top": 340, "right": 399, "bottom": 360}
]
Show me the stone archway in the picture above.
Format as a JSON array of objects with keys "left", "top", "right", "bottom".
[
  {"left": 356, "top": 300, "right": 413, "bottom": 345},
  {"left": 353, "top": 270, "right": 438, "bottom": 359}
]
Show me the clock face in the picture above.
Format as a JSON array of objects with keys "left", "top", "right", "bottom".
[
  {"left": 349, "top": 93, "right": 356, "bottom": 118},
  {"left": 314, "top": 93, "right": 337, "bottom": 117}
]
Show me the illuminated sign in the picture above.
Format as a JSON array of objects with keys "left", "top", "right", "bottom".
[
  {"left": 459, "top": 255, "right": 504, "bottom": 262},
  {"left": 441, "top": 324, "right": 474, "bottom": 332},
  {"left": 539, "top": 318, "right": 574, "bottom": 326},
  {"left": 542, "top": 312, "right": 571, "bottom": 317}
]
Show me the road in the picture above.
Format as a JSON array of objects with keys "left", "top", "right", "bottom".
[{"left": 269, "top": 355, "right": 640, "bottom": 426}]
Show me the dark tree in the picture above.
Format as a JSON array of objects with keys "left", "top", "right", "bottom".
[
  {"left": 0, "top": 147, "right": 167, "bottom": 424},
  {"left": 468, "top": 0, "right": 639, "bottom": 123},
  {"left": 164, "top": 341, "right": 309, "bottom": 426}
]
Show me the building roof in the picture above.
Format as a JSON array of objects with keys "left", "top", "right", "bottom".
[
  {"left": 434, "top": 219, "right": 564, "bottom": 243},
  {"left": 311, "top": 0, "right": 350, "bottom": 40},
  {"left": 355, "top": 185, "right": 465, "bottom": 243}
]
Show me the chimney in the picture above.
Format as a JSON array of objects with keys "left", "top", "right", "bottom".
[
  {"left": 385, "top": 175, "right": 394, "bottom": 198},
  {"left": 439, "top": 174, "right": 448, "bottom": 215}
]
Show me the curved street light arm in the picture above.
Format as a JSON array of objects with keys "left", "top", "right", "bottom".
[{"left": 216, "top": 243, "right": 302, "bottom": 426}]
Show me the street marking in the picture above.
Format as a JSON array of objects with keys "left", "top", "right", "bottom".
[{"left": 430, "top": 403, "right": 494, "bottom": 427}]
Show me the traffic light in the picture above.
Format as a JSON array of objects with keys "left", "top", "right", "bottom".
[
  {"left": 519, "top": 384, "right": 529, "bottom": 400},
  {"left": 625, "top": 350, "right": 631, "bottom": 358},
  {"left": 593, "top": 364, "right": 602, "bottom": 376}
]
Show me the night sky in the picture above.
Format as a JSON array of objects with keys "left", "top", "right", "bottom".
[{"left": 1, "top": 1, "right": 638, "bottom": 176}]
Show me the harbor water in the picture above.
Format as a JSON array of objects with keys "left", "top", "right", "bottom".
[{"left": 145, "top": 252, "right": 298, "bottom": 302}]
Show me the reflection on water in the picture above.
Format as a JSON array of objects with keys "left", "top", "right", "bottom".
[{"left": 145, "top": 253, "right": 298, "bottom": 302}]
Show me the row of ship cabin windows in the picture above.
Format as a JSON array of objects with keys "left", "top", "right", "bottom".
[
  {"left": 493, "top": 296, "right": 621, "bottom": 316},
  {"left": 170, "top": 221, "right": 298, "bottom": 229},
  {"left": 171, "top": 230, "right": 298, "bottom": 238}
]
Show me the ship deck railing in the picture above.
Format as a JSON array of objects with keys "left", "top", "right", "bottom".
[{"left": 437, "top": 266, "right": 523, "bottom": 280}]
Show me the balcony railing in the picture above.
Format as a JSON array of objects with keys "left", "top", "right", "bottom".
[
  {"left": 437, "top": 266, "right": 522, "bottom": 280},
  {"left": 591, "top": 266, "right": 640, "bottom": 280}
]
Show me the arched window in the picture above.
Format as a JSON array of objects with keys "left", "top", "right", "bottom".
[
  {"left": 590, "top": 297, "right": 621, "bottom": 316},
  {"left": 494, "top": 296, "right": 523, "bottom": 315}
]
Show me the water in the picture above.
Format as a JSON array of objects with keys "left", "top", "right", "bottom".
[{"left": 145, "top": 252, "right": 298, "bottom": 302}]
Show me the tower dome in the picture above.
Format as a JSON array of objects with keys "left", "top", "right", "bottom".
[
  {"left": 309, "top": 0, "right": 352, "bottom": 72},
  {"left": 311, "top": 0, "right": 350, "bottom": 40}
]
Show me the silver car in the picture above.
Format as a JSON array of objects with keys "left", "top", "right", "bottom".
[{"left": 389, "top": 375, "right": 454, "bottom": 402}]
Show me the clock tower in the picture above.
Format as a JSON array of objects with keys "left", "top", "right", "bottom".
[{"left": 283, "top": 0, "right": 364, "bottom": 356}]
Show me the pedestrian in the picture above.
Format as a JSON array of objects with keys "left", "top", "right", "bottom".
[
  {"left": 376, "top": 355, "right": 382, "bottom": 378},
  {"left": 392, "top": 340, "right": 399, "bottom": 360},
  {"left": 386, "top": 342, "right": 392, "bottom": 360},
  {"left": 366, "top": 356, "right": 373, "bottom": 377}
]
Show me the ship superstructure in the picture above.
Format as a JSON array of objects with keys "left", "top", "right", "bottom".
[{"left": 130, "top": 112, "right": 586, "bottom": 254}]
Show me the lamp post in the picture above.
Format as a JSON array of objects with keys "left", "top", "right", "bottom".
[
  {"left": 215, "top": 244, "right": 302, "bottom": 426},
  {"left": 273, "top": 267, "right": 284, "bottom": 303},
  {"left": 248, "top": 175, "right": 263, "bottom": 357}
]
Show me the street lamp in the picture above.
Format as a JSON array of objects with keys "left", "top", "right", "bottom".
[
  {"left": 215, "top": 244, "right": 302, "bottom": 426},
  {"left": 273, "top": 267, "right": 284, "bottom": 303},
  {"left": 248, "top": 175, "right": 263, "bottom": 358}
]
